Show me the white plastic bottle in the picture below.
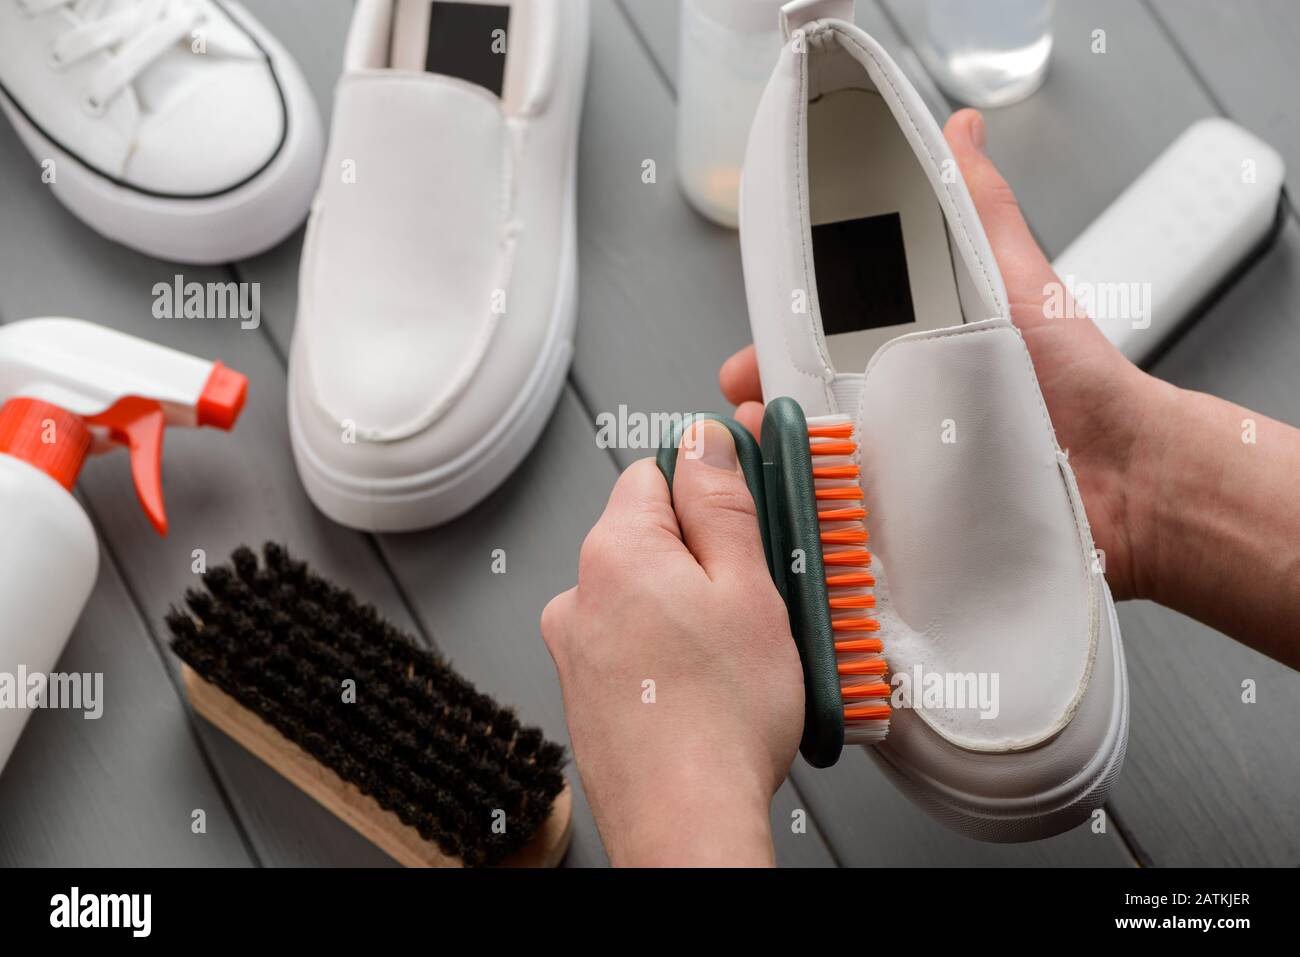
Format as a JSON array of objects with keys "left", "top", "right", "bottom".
[
  {"left": 0, "top": 318, "right": 248, "bottom": 774},
  {"left": 0, "top": 401, "right": 98, "bottom": 771},
  {"left": 676, "top": 0, "right": 787, "bottom": 227}
]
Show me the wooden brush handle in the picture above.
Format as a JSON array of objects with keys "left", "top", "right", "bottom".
[{"left": 181, "top": 665, "right": 573, "bottom": 868}]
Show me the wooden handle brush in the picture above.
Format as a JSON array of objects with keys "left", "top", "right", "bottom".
[{"left": 167, "top": 544, "right": 572, "bottom": 868}]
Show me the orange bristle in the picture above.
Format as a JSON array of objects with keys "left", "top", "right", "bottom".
[
  {"left": 815, "top": 487, "right": 863, "bottom": 501},
  {"left": 810, "top": 439, "right": 856, "bottom": 456},
  {"left": 813, "top": 465, "right": 860, "bottom": 479},
  {"left": 844, "top": 704, "right": 891, "bottom": 721},
  {"left": 807, "top": 413, "right": 889, "bottom": 746},
  {"left": 818, "top": 506, "right": 866, "bottom": 521},
  {"left": 835, "top": 637, "right": 883, "bottom": 653},
  {"left": 822, "top": 549, "right": 872, "bottom": 566},
  {"left": 831, "top": 617, "right": 881, "bottom": 632},
  {"left": 838, "top": 658, "right": 889, "bottom": 676},
  {"left": 827, "top": 571, "right": 875, "bottom": 588},
  {"left": 807, "top": 423, "right": 854, "bottom": 438}
]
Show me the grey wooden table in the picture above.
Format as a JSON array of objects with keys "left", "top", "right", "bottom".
[{"left": 1, "top": 0, "right": 1297, "bottom": 868}]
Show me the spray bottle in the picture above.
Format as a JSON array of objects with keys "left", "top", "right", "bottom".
[{"left": 0, "top": 317, "right": 247, "bottom": 773}]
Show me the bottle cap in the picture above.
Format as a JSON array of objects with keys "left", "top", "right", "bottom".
[
  {"left": 197, "top": 362, "right": 248, "bottom": 430},
  {"left": 0, "top": 398, "right": 92, "bottom": 491}
]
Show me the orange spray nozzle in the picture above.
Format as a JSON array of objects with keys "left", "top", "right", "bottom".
[
  {"left": 0, "top": 319, "right": 249, "bottom": 536},
  {"left": 84, "top": 364, "right": 248, "bottom": 536}
]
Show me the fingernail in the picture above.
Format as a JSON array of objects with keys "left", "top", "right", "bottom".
[
  {"left": 685, "top": 419, "right": 738, "bottom": 471},
  {"left": 970, "top": 111, "right": 987, "bottom": 152}
]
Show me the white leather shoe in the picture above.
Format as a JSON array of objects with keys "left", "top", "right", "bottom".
[
  {"left": 289, "top": 0, "right": 589, "bottom": 531},
  {"left": 0, "top": 0, "right": 323, "bottom": 263},
  {"left": 741, "top": 0, "right": 1128, "bottom": 841}
]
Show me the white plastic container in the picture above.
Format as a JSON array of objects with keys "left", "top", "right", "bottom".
[
  {"left": 0, "top": 317, "right": 248, "bottom": 775},
  {"left": 677, "top": 0, "right": 787, "bottom": 227},
  {"left": 0, "top": 446, "right": 98, "bottom": 772}
]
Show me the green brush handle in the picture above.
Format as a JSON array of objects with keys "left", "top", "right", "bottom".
[
  {"left": 655, "top": 412, "right": 775, "bottom": 578},
  {"left": 655, "top": 400, "right": 846, "bottom": 768}
]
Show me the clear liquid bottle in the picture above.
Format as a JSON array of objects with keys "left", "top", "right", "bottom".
[
  {"left": 676, "top": 0, "right": 786, "bottom": 227},
  {"left": 921, "top": 0, "right": 1055, "bottom": 108}
]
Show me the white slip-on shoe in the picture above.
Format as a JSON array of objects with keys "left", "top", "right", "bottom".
[
  {"left": 289, "top": 0, "right": 589, "bottom": 532},
  {"left": 0, "top": 0, "right": 323, "bottom": 264},
  {"left": 740, "top": 0, "right": 1128, "bottom": 841}
]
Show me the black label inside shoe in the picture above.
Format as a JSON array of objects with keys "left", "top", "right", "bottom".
[
  {"left": 425, "top": 1, "right": 511, "bottom": 97},
  {"left": 811, "top": 212, "right": 917, "bottom": 334}
]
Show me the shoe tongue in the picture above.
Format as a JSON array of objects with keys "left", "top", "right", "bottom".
[
  {"left": 132, "top": 45, "right": 198, "bottom": 112},
  {"left": 81, "top": 0, "right": 262, "bottom": 113},
  {"left": 77, "top": 0, "right": 137, "bottom": 20},
  {"left": 830, "top": 374, "right": 863, "bottom": 417}
]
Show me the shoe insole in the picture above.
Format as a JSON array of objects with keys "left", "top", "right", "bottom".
[
  {"left": 391, "top": 0, "right": 513, "bottom": 98},
  {"left": 808, "top": 88, "right": 965, "bottom": 371}
]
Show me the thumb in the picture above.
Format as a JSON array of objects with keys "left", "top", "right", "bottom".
[
  {"left": 673, "top": 419, "right": 769, "bottom": 584},
  {"left": 944, "top": 108, "right": 1060, "bottom": 328}
]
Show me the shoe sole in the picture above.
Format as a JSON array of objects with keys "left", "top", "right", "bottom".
[{"left": 868, "top": 587, "right": 1130, "bottom": 842}]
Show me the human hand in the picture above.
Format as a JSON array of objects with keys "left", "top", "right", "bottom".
[
  {"left": 722, "top": 108, "right": 1173, "bottom": 601},
  {"left": 541, "top": 420, "right": 804, "bottom": 866}
]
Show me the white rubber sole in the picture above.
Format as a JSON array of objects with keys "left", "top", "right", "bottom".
[
  {"left": 288, "top": 8, "right": 588, "bottom": 533},
  {"left": 868, "top": 588, "right": 1130, "bottom": 842},
  {"left": 288, "top": 229, "right": 577, "bottom": 531},
  {"left": 0, "top": 2, "right": 322, "bottom": 264}
]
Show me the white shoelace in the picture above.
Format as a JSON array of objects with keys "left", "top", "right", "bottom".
[{"left": 22, "top": 0, "right": 206, "bottom": 112}]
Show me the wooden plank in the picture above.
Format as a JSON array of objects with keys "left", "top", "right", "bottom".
[
  {"left": 0, "top": 539, "right": 252, "bottom": 866},
  {"left": 875, "top": 0, "right": 1300, "bottom": 865},
  {"left": 583, "top": 1, "right": 1134, "bottom": 866},
  {"left": 1150, "top": 0, "right": 1300, "bottom": 201},
  {"left": 571, "top": 0, "right": 752, "bottom": 440},
  {"left": 1108, "top": 598, "right": 1300, "bottom": 867}
]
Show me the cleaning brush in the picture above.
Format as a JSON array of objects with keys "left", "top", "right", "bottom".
[
  {"left": 657, "top": 398, "right": 890, "bottom": 769},
  {"left": 166, "top": 543, "right": 571, "bottom": 867}
]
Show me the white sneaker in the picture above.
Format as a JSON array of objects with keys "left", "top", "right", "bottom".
[
  {"left": 0, "top": 0, "right": 322, "bottom": 263},
  {"left": 289, "top": 0, "right": 589, "bottom": 531},
  {"left": 741, "top": 0, "right": 1128, "bottom": 841}
]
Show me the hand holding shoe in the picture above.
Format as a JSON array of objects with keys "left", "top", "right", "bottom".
[{"left": 723, "top": 109, "right": 1300, "bottom": 668}]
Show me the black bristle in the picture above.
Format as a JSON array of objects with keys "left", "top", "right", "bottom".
[
  {"left": 166, "top": 543, "right": 567, "bottom": 867},
  {"left": 231, "top": 546, "right": 259, "bottom": 584}
]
